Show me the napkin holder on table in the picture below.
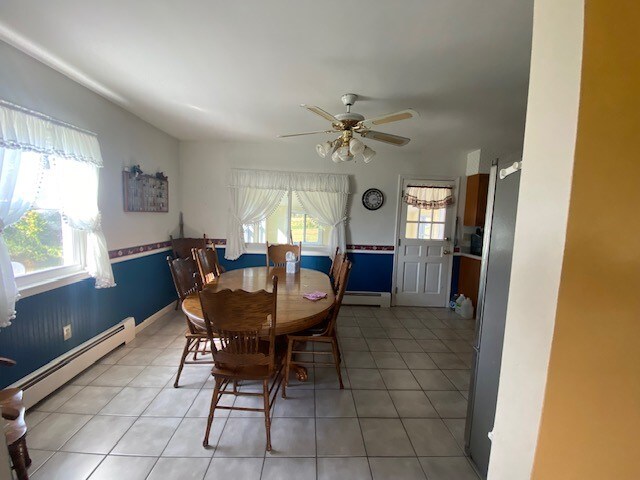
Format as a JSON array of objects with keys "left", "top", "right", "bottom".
[{"left": 285, "top": 250, "right": 300, "bottom": 274}]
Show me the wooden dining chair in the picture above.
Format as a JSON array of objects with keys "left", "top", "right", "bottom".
[
  {"left": 171, "top": 234, "right": 207, "bottom": 260},
  {"left": 282, "top": 259, "right": 352, "bottom": 398},
  {"left": 170, "top": 234, "right": 208, "bottom": 309},
  {"left": 167, "top": 256, "right": 213, "bottom": 387},
  {"left": 329, "top": 249, "right": 346, "bottom": 292},
  {"left": 1, "top": 357, "right": 30, "bottom": 480},
  {"left": 192, "top": 247, "right": 225, "bottom": 285},
  {"left": 266, "top": 242, "right": 301, "bottom": 267},
  {"left": 199, "top": 276, "right": 282, "bottom": 451}
]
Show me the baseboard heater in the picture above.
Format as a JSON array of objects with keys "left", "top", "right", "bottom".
[
  {"left": 343, "top": 291, "right": 391, "bottom": 308},
  {"left": 10, "top": 317, "right": 136, "bottom": 410}
]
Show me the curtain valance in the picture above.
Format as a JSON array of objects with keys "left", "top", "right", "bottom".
[
  {"left": 229, "top": 168, "right": 349, "bottom": 194},
  {"left": 403, "top": 185, "right": 455, "bottom": 209},
  {"left": 0, "top": 101, "right": 103, "bottom": 167}
]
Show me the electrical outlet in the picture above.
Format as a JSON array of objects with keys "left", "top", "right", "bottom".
[{"left": 63, "top": 324, "right": 72, "bottom": 341}]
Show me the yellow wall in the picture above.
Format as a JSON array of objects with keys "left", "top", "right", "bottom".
[{"left": 532, "top": 1, "right": 640, "bottom": 478}]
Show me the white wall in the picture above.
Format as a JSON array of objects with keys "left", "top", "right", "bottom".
[
  {"left": 179, "top": 140, "right": 469, "bottom": 246},
  {"left": 0, "top": 41, "right": 180, "bottom": 250},
  {"left": 487, "top": 0, "right": 584, "bottom": 478}
]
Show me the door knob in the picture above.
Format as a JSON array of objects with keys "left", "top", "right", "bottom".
[{"left": 443, "top": 250, "right": 451, "bottom": 255}]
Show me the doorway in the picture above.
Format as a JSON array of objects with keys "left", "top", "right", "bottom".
[{"left": 392, "top": 176, "right": 457, "bottom": 307}]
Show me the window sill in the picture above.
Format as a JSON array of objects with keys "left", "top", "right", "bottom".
[
  {"left": 17, "top": 270, "right": 91, "bottom": 300},
  {"left": 238, "top": 244, "right": 330, "bottom": 257}
]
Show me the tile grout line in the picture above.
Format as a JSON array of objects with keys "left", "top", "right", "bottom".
[{"left": 30, "top": 308, "right": 473, "bottom": 479}]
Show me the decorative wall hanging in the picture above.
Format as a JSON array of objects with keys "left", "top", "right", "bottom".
[{"left": 123, "top": 166, "right": 169, "bottom": 212}]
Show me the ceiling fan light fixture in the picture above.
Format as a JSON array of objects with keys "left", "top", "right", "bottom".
[
  {"left": 316, "top": 143, "right": 326, "bottom": 158},
  {"left": 362, "top": 146, "right": 376, "bottom": 163},
  {"left": 349, "top": 138, "right": 365, "bottom": 155},
  {"left": 337, "top": 145, "right": 354, "bottom": 162},
  {"left": 316, "top": 140, "right": 334, "bottom": 158},
  {"left": 279, "top": 94, "right": 415, "bottom": 165}
]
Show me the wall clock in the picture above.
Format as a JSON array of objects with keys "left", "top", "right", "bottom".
[{"left": 362, "top": 188, "right": 384, "bottom": 210}]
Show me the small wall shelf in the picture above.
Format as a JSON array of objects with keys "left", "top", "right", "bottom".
[{"left": 122, "top": 171, "right": 168, "bottom": 212}]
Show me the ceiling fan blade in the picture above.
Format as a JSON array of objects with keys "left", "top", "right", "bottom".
[
  {"left": 361, "top": 109, "right": 418, "bottom": 127},
  {"left": 360, "top": 130, "right": 411, "bottom": 146},
  {"left": 300, "top": 104, "right": 339, "bottom": 123},
  {"left": 277, "top": 130, "right": 336, "bottom": 138}
]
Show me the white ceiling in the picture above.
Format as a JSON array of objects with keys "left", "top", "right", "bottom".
[{"left": 0, "top": 0, "right": 533, "bottom": 157}]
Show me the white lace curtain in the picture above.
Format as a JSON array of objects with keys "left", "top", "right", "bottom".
[
  {"left": 0, "top": 101, "right": 115, "bottom": 327},
  {"left": 225, "top": 169, "right": 350, "bottom": 260},
  {"left": 403, "top": 185, "right": 455, "bottom": 209}
]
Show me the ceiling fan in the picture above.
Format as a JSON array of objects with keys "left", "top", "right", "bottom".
[{"left": 277, "top": 94, "right": 418, "bottom": 163}]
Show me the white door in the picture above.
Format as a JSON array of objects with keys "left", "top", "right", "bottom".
[{"left": 394, "top": 178, "right": 455, "bottom": 307}]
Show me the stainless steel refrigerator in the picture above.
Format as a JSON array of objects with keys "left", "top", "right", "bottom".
[{"left": 465, "top": 157, "right": 521, "bottom": 478}]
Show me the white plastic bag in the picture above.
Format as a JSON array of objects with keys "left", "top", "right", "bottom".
[
  {"left": 454, "top": 294, "right": 466, "bottom": 314},
  {"left": 460, "top": 298, "right": 474, "bottom": 319}
]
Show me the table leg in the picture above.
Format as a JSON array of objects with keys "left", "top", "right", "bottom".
[{"left": 276, "top": 336, "right": 310, "bottom": 383}]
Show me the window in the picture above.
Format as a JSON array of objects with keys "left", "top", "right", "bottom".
[
  {"left": 405, "top": 204, "right": 447, "bottom": 240},
  {"left": 243, "top": 192, "right": 329, "bottom": 246},
  {"left": 243, "top": 220, "right": 266, "bottom": 244},
  {"left": 3, "top": 153, "right": 82, "bottom": 283},
  {"left": 291, "top": 213, "right": 322, "bottom": 245}
]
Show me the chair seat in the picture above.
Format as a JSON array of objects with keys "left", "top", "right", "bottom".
[
  {"left": 294, "top": 317, "right": 330, "bottom": 337},
  {"left": 211, "top": 341, "right": 282, "bottom": 381},
  {"left": 1, "top": 388, "right": 26, "bottom": 445}
]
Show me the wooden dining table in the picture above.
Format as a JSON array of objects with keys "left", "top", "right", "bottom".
[{"left": 181, "top": 266, "right": 335, "bottom": 380}]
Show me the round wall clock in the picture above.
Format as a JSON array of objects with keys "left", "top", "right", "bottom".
[{"left": 362, "top": 188, "right": 384, "bottom": 210}]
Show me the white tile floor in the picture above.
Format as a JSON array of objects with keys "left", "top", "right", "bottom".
[{"left": 23, "top": 306, "right": 480, "bottom": 480}]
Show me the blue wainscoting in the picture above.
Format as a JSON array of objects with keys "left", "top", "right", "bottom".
[
  {"left": 216, "top": 248, "right": 394, "bottom": 293},
  {"left": 0, "top": 248, "right": 395, "bottom": 388},
  {"left": 0, "top": 251, "right": 176, "bottom": 388}
]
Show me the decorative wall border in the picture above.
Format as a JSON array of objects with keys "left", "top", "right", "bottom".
[
  {"left": 108, "top": 241, "right": 171, "bottom": 259},
  {"left": 108, "top": 239, "right": 395, "bottom": 261},
  {"left": 347, "top": 244, "right": 395, "bottom": 252}
]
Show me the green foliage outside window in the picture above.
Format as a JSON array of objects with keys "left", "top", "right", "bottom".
[
  {"left": 291, "top": 213, "right": 321, "bottom": 244},
  {"left": 4, "top": 210, "right": 63, "bottom": 273}
]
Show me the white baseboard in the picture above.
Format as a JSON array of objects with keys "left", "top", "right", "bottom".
[
  {"left": 135, "top": 302, "right": 176, "bottom": 335},
  {"left": 13, "top": 301, "right": 175, "bottom": 410},
  {"left": 343, "top": 291, "right": 391, "bottom": 308},
  {"left": 15, "top": 317, "right": 136, "bottom": 409}
]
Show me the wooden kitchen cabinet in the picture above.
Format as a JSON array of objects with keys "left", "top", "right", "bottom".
[
  {"left": 464, "top": 173, "right": 489, "bottom": 226},
  {"left": 458, "top": 256, "right": 481, "bottom": 314}
]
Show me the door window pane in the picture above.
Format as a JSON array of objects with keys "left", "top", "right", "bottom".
[
  {"left": 432, "top": 208, "right": 446, "bottom": 222},
  {"left": 418, "top": 223, "right": 432, "bottom": 240},
  {"left": 419, "top": 209, "right": 432, "bottom": 222},
  {"left": 431, "top": 223, "right": 445, "bottom": 240},
  {"left": 404, "top": 202, "right": 448, "bottom": 241},
  {"left": 405, "top": 222, "right": 418, "bottom": 239},
  {"left": 407, "top": 205, "right": 420, "bottom": 221}
]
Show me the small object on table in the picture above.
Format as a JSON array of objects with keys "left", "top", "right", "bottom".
[
  {"left": 303, "top": 291, "right": 327, "bottom": 301},
  {"left": 285, "top": 251, "right": 300, "bottom": 274}
]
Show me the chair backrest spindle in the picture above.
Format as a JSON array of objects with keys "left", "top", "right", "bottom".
[
  {"left": 199, "top": 276, "right": 278, "bottom": 373},
  {"left": 193, "top": 247, "right": 224, "bottom": 284}
]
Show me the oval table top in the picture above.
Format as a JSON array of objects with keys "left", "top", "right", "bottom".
[{"left": 181, "top": 266, "right": 335, "bottom": 336}]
